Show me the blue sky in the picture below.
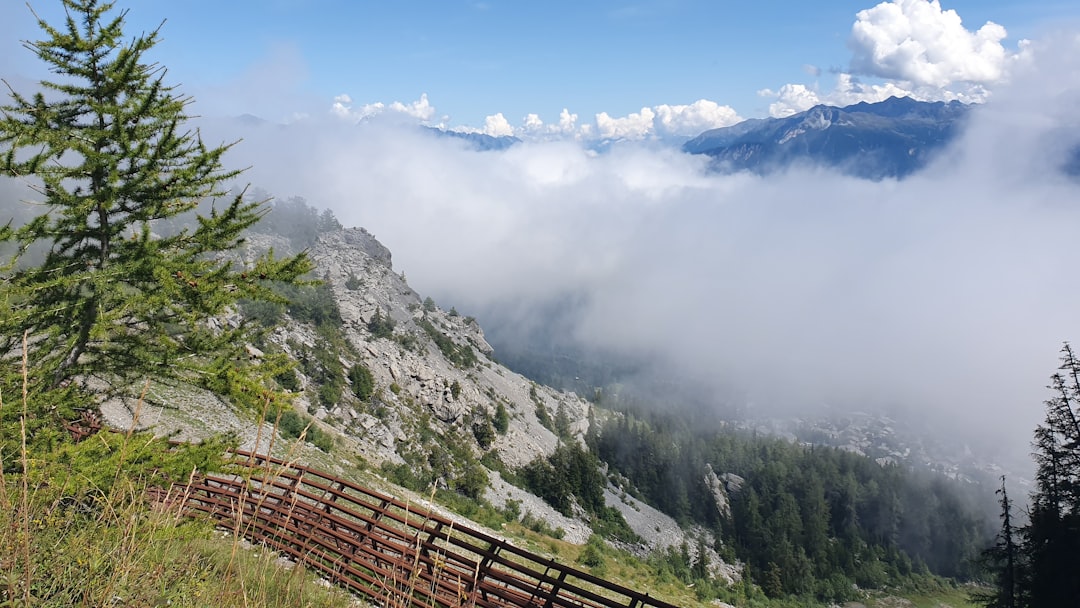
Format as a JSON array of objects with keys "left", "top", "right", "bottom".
[{"left": 3, "top": 0, "right": 1076, "bottom": 139}]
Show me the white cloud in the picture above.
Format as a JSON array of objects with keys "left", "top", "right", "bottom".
[
  {"left": 761, "top": 0, "right": 1026, "bottom": 118},
  {"left": 595, "top": 107, "right": 657, "bottom": 140},
  {"left": 850, "top": 0, "right": 1013, "bottom": 87},
  {"left": 388, "top": 94, "right": 437, "bottom": 120},
  {"left": 178, "top": 34, "right": 1080, "bottom": 466},
  {"left": 517, "top": 108, "right": 583, "bottom": 140},
  {"left": 759, "top": 83, "right": 823, "bottom": 118},
  {"left": 559, "top": 108, "right": 579, "bottom": 132},
  {"left": 332, "top": 93, "right": 436, "bottom": 123},
  {"left": 654, "top": 100, "right": 742, "bottom": 136},
  {"left": 761, "top": 74, "right": 923, "bottom": 117},
  {"left": 482, "top": 113, "right": 515, "bottom": 137},
  {"left": 594, "top": 101, "right": 742, "bottom": 140},
  {"left": 330, "top": 96, "right": 738, "bottom": 141}
]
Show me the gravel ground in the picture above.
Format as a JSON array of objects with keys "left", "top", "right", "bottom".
[
  {"left": 603, "top": 486, "right": 688, "bottom": 552},
  {"left": 484, "top": 471, "right": 592, "bottom": 544}
]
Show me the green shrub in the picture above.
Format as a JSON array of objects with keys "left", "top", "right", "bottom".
[
  {"left": 419, "top": 319, "right": 477, "bottom": 368},
  {"left": 239, "top": 298, "right": 286, "bottom": 326},
  {"left": 267, "top": 407, "right": 334, "bottom": 452},
  {"left": 493, "top": 402, "right": 510, "bottom": 434},
  {"left": 472, "top": 416, "right": 495, "bottom": 449},
  {"left": 578, "top": 535, "right": 607, "bottom": 570},
  {"left": 367, "top": 309, "right": 395, "bottom": 339},
  {"left": 274, "top": 368, "right": 301, "bottom": 392},
  {"left": 348, "top": 363, "right": 375, "bottom": 401},
  {"left": 453, "top": 463, "right": 489, "bottom": 500}
]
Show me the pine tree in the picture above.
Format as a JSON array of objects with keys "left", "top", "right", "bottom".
[
  {"left": 0, "top": 0, "right": 309, "bottom": 455},
  {"left": 972, "top": 477, "right": 1020, "bottom": 608},
  {"left": 1021, "top": 344, "right": 1080, "bottom": 608}
]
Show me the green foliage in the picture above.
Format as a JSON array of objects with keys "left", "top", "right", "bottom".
[
  {"left": 53, "top": 431, "right": 234, "bottom": 493},
  {"left": 554, "top": 403, "right": 573, "bottom": 438},
  {"left": 293, "top": 328, "right": 346, "bottom": 410},
  {"left": 1, "top": 434, "right": 354, "bottom": 608},
  {"left": 977, "top": 343, "right": 1080, "bottom": 608},
  {"left": 274, "top": 367, "right": 301, "bottom": 392},
  {"left": 419, "top": 318, "right": 477, "bottom": 368},
  {"left": 239, "top": 298, "right": 286, "bottom": 327},
  {"left": 423, "top": 297, "right": 437, "bottom": 312},
  {"left": 578, "top": 534, "right": 607, "bottom": 570},
  {"left": 453, "top": 461, "right": 489, "bottom": 500},
  {"left": 592, "top": 504, "right": 641, "bottom": 543},
  {"left": 0, "top": 0, "right": 310, "bottom": 459},
  {"left": 274, "top": 279, "right": 342, "bottom": 328},
  {"left": 529, "top": 383, "right": 554, "bottom": 431},
  {"left": 472, "top": 414, "right": 496, "bottom": 449},
  {"left": 348, "top": 362, "right": 375, "bottom": 401},
  {"left": 535, "top": 402, "right": 553, "bottom": 431},
  {"left": 493, "top": 402, "right": 510, "bottom": 434},
  {"left": 344, "top": 273, "right": 362, "bottom": 290},
  {"left": 247, "top": 194, "right": 342, "bottom": 249},
  {"left": 367, "top": 308, "right": 395, "bottom": 339},
  {"left": 520, "top": 511, "right": 566, "bottom": 539},
  {"left": 592, "top": 407, "right": 992, "bottom": 601},
  {"left": 393, "top": 331, "right": 421, "bottom": 352},
  {"left": 266, "top": 404, "right": 334, "bottom": 452},
  {"left": 520, "top": 441, "right": 626, "bottom": 546}
]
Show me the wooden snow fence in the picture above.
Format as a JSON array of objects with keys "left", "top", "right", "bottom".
[{"left": 153, "top": 448, "right": 681, "bottom": 608}]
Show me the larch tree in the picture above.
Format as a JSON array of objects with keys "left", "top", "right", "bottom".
[{"left": 0, "top": 0, "right": 310, "bottom": 456}]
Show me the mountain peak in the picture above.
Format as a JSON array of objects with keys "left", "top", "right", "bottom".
[{"left": 683, "top": 97, "right": 972, "bottom": 179}]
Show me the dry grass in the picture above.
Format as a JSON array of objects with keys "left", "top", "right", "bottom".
[{"left": 0, "top": 333, "right": 358, "bottom": 608}]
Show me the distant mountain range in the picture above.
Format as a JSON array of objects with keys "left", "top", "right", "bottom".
[
  {"left": 425, "top": 127, "right": 522, "bottom": 151},
  {"left": 683, "top": 96, "right": 971, "bottom": 179},
  {"left": 232, "top": 98, "right": 1079, "bottom": 180}
]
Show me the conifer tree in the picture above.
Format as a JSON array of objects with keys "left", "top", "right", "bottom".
[
  {"left": 1021, "top": 344, "right": 1080, "bottom": 608},
  {"left": 0, "top": 0, "right": 309, "bottom": 455},
  {"left": 972, "top": 477, "right": 1020, "bottom": 608}
]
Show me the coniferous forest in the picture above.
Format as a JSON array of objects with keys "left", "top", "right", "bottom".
[
  {"left": 974, "top": 344, "right": 1080, "bottom": 608},
  {"left": 579, "top": 403, "right": 990, "bottom": 602}
]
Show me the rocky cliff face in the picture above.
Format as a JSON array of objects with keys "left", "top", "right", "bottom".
[
  {"left": 295, "top": 227, "right": 590, "bottom": 471},
  {"left": 106, "top": 225, "right": 712, "bottom": 559}
]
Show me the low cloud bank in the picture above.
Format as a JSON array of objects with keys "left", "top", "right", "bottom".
[{"left": 210, "top": 35, "right": 1080, "bottom": 462}]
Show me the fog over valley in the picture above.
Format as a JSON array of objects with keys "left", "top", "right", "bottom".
[
  {"left": 159, "top": 34, "right": 1079, "bottom": 467},
  {"left": 2, "top": 2, "right": 1078, "bottom": 469}
]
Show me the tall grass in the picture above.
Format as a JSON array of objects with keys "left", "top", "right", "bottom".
[{"left": 0, "top": 332, "right": 356, "bottom": 608}]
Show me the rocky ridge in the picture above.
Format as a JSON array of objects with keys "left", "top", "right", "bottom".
[{"left": 105, "top": 226, "right": 729, "bottom": 568}]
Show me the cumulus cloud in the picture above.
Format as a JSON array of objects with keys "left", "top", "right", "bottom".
[
  {"left": 186, "top": 33, "right": 1080, "bottom": 468},
  {"left": 595, "top": 107, "right": 657, "bottom": 140},
  {"left": 654, "top": 100, "right": 742, "bottom": 136},
  {"left": 761, "top": 74, "right": 926, "bottom": 117},
  {"left": 594, "top": 100, "right": 742, "bottom": 140},
  {"left": 850, "top": 0, "right": 1012, "bottom": 87},
  {"left": 332, "top": 93, "right": 437, "bottom": 123},
  {"left": 518, "top": 108, "right": 586, "bottom": 140},
  {"left": 327, "top": 97, "right": 740, "bottom": 141},
  {"left": 761, "top": 0, "right": 1027, "bottom": 117},
  {"left": 482, "top": 113, "right": 515, "bottom": 137}
]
